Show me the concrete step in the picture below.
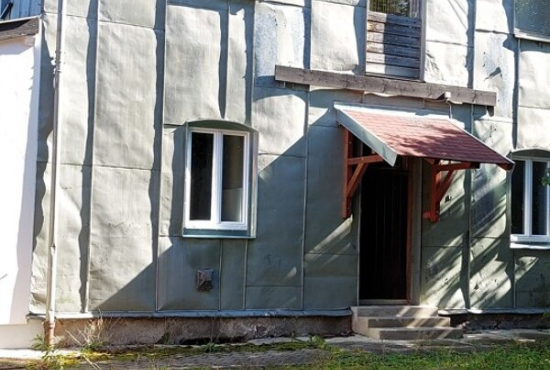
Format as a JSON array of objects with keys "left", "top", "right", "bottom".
[
  {"left": 352, "top": 305, "right": 439, "bottom": 318},
  {"left": 366, "top": 327, "right": 463, "bottom": 341},
  {"left": 357, "top": 316, "right": 451, "bottom": 329}
]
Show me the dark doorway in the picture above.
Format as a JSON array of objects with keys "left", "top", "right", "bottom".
[{"left": 359, "top": 161, "right": 409, "bottom": 301}]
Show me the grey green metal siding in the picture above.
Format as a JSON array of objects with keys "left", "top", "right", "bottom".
[{"left": 29, "top": 0, "right": 550, "bottom": 316}]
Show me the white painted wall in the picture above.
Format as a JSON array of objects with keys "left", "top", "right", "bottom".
[{"left": 0, "top": 32, "right": 41, "bottom": 348}]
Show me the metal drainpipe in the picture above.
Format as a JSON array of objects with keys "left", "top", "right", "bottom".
[{"left": 44, "top": 0, "right": 67, "bottom": 346}]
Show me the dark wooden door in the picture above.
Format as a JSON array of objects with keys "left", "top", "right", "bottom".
[{"left": 359, "top": 162, "right": 409, "bottom": 300}]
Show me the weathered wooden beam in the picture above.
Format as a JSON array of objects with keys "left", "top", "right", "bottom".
[
  {"left": 0, "top": 17, "right": 40, "bottom": 42},
  {"left": 274, "top": 66, "right": 497, "bottom": 106}
]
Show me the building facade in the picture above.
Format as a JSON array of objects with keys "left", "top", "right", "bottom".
[{"left": 1, "top": 0, "right": 549, "bottom": 346}]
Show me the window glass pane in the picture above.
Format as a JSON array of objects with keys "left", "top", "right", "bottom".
[
  {"left": 511, "top": 160, "right": 525, "bottom": 235},
  {"left": 221, "top": 135, "right": 244, "bottom": 222},
  {"left": 190, "top": 132, "right": 213, "bottom": 220},
  {"left": 532, "top": 161, "right": 549, "bottom": 235},
  {"left": 369, "top": 0, "right": 410, "bottom": 16},
  {"left": 515, "top": 0, "right": 550, "bottom": 39}
]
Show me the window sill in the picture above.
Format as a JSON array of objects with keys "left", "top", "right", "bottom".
[
  {"left": 514, "top": 29, "right": 550, "bottom": 44},
  {"left": 510, "top": 242, "right": 550, "bottom": 250},
  {"left": 182, "top": 228, "right": 255, "bottom": 239}
]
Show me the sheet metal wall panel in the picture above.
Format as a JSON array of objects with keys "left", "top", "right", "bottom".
[
  {"left": 315, "top": 0, "right": 366, "bottom": 7},
  {"left": 9, "top": 0, "right": 40, "bottom": 18},
  {"left": 254, "top": 2, "right": 310, "bottom": 89},
  {"left": 60, "top": 15, "right": 98, "bottom": 166},
  {"left": 168, "top": 0, "right": 228, "bottom": 11},
  {"left": 53, "top": 164, "right": 92, "bottom": 313},
  {"left": 473, "top": 33, "right": 516, "bottom": 118},
  {"left": 517, "top": 40, "right": 550, "bottom": 149},
  {"left": 420, "top": 245, "right": 468, "bottom": 308},
  {"left": 263, "top": 0, "right": 307, "bottom": 7},
  {"left": 164, "top": 4, "right": 224, "bottom": 125},
  {"left": 88, "top": 166, "right": 158, "bottom": 311},
  {"left": 308, "top": 89, "right": 362, "bottom": 128},
  {"left": 517, "top": 107, "right": 550, "bottom": 150},
  {"left": 424, "top": 41, "right": 472, "bottom": 87},
  {"left": 471, "top": 117, "right": 513, "bottom": 239},
  {"left": 422, "top": 169, "right": 469, "bottom": 248},
  {"left": 304, "top": 253, "right": 357, "bottom": 309},
  {"left": 245, "top": 287, "right": 301, "bottom": 309},
  {"left": 425, "top": 0, "right": 472, "bottom": 47},
  {"left": 253, "top": 87, "right": 307, "bottom": 157},
  {"left": 305, "top": 126, "right": 355, "bottom": 255},
  {"left": 159, "top": 127, "right": 185, "bottom": 237},
  {"left": 469, "top": 238, "right": 513, "bottom": 309},
  {"left": 246, "top": 154, "right": 305, "bottom": 291},
  {"left": 226, "top": 0, "right": 254, "bottom": 124},
  {"left": 518, "top": 41, "right": 550, "bottom": 110},
  {"left": 310, "top": 1, "right": 365, "bottom": 73},
  {"left": 88, "top": 234, "right": 156, "bottom": 311},
  {"left": 475, "top": 0, "right": 513, "bottom": 34},
  {"left": 220, "top": 240, "right": 247, "bottom": 310},
  {"left": 43, "top": 0, "right": 98, "bottom": 18},
  {"left": 157, "top": 238, "right": 221, "bottom": 311},
  {"left": 515, "top": 250, "right": 550, "bottom": 308},
  {"left": 30, "top": 162, "right": 50, "bottom": 314},
  {"left": 94, "top": 22, "right": 163, "bottom": 170},
  {"left": 99, "top": 0, "right": 166, "bottom": 30},
  {"left": 36, "top": 13, "right": 57, "bottom": 164}
]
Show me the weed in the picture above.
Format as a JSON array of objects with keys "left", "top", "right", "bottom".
[
  {"left": 28, "top": 335, "right": 66, "bottom": 370},
  {"left": 306, "top": 335, "right": 326, "bottom": 349}
]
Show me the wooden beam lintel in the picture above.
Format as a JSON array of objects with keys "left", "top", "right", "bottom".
[{"left": 275, "top": 65, "right": 497, "bottom": 106}]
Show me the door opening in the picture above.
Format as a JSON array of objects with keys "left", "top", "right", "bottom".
[{"left": 359, "top": 159, "right": 409, "bottom": 303}]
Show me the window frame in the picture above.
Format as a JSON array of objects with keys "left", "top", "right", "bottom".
[
  {"left": 182, "top": 121, "right": 257, "bottom": 239},
  {"left": 511, "top": 155, "right": 550, "bottom": 248},
  {"left": 513, "top": 0, "right": 550, "bottom": 43}
]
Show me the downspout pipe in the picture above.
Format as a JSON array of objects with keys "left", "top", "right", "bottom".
[{"left": 44, "top": 0, "right": 67, "bottom": 346}]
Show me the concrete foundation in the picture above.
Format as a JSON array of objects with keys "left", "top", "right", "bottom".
[{"left": 53, "top": 316, "right": 352, "bottom": 347}]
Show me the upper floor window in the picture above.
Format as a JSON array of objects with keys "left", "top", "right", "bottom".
[
  {"left": 514, "top": 0, "right": 550, "bottom": 42},
  {"left": 511, "top": 153, "right": 550, "bottom": 247},
  {"left": 183, "top": 121, "right": 257, "bottom": 238},
  {"left": 366, "top": 0, "right": 422, "bottom": 80},
  {"left": 369, "top": 0, "right": 421, "bottom": 18}
]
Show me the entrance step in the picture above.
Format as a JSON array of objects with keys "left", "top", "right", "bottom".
[
  {"left": 352, "top": 305, "right": 439, "bottom": 318},
  {"left": 352, "top": 306, "right": 462, "bottom": 340},
  {"left": 365, "top": 327, "right": 463, "bottom": 340}
]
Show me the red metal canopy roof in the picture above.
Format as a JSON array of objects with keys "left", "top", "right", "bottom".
[{"left": 336, "top": 105, "right": 514, "bottom": 170}]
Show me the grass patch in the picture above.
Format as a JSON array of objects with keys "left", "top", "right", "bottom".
[
  {"left": 281, "top": 341, "right": 550, "bottom": 370},
  {"left": 16, "top": 339, "right": 550, "bottom": 369}
]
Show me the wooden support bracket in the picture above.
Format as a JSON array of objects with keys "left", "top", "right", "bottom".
[
  {"left": 423, "top": 159, "right": 480, "bottom": 222},
  {"left": 342, "top": 129, "right": 384, "bottom": 218}
]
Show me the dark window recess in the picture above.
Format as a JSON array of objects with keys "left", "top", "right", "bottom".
[
  {"left": 221, "top": 135, "right": 244, "bottom": 222},
  {"left": 532, "top": 161, "right": 549, "bottom": 236},
  {"left": 511, "top": 160, "right": 525, "bottom": 235},
  {"left": 515, "top": 0, "right": 550, "bottom": 40},
  {"left": 190, "top": 132, "right": 214, "bottom": 221}
]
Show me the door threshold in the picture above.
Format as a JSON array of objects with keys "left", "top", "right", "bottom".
[{"left": 359, "top": 299, "right": 408, "bottom": 306}]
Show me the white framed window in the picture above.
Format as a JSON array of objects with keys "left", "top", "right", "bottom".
[
  {"left": 183, "top": 123, "right": 257, "bottom": 238},
  {"left": 511, "top": 156, "right": 550, "bottom": 248}
]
